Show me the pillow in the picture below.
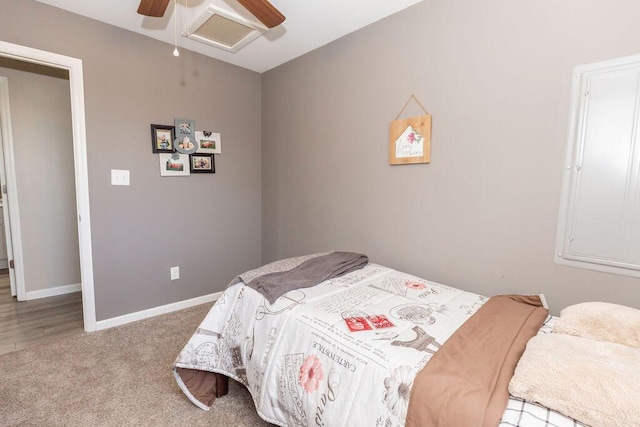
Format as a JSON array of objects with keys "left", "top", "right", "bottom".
[
  {"left": 553, "top": 302, "right": 640, "bottom": 349},
  {"left": 509, "top": 333, "right": 640, "bottom": 427}
]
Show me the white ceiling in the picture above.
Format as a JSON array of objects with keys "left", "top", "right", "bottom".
[{"left": 34, "top": 0, "right": 423, "bottom": 73}]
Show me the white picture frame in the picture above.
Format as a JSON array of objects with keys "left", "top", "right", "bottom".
[
  {"left": 159, "top": 154, "right": 190, "bottom": 176},
  {"left": 195, "top": 130, "right": 221, "bottom": 154}
]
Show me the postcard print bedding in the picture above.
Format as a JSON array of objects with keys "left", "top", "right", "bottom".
[{"left": 173, "top": 264, "right": 579, "bottom": 427}]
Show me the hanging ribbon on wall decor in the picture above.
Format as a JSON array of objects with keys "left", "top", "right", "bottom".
[{"left": 389, "top": 94, "right": 432, "bottom": 165}]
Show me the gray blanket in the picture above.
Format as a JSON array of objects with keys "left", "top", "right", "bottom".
[{"left": 246, "top": 251, "right": 368, "bottom": 304}]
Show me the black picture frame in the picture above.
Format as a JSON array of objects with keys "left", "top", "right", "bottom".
[
  {"left": 151, "top": 124, "right": 175, "bottom": 153},
  {"left": 190, "top": 154, "right": 215, "bottom": 173}
]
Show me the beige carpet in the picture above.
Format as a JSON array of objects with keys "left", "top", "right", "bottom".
[{"left": 0, "top": 304, "right": 274, "bottom": 426}]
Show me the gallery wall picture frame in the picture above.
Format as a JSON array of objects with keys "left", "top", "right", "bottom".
[
  {"left": 159, "top": 153, "right": 190, "bottom": 176},
  {"left": 175, "top": 134, "right": 198, "bottom": 154},
  {"left": 150, "top": 124, "right": 175, "bottom": 153},
  {"left": 195, "top": 130, "right": 222, "bottom": 154},
  {"left": 175, "top": 118, "right": 195, "bottom": 138},
  {"left": 174, "top": 118, "right": 197, "bottom": 154},
  {"left": 190, "top": 153, "right": 215, "bottom": 173}
]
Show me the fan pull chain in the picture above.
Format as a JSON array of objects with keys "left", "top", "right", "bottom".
[{"left": 172, "top": 0, "right": 179, "bottom": 56}]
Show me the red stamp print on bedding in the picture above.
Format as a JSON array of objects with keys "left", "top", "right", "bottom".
[
  {"left": 367, "top": 314, "right": 395, "bottom": 329},
  {"left": 404, "top": 280, "right": 426, "bottom": 290},
  {"left": 344, "top": 316, "right": 372, "bottom": 332}
]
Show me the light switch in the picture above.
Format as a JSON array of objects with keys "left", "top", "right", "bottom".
[{"left": 111, "top": 169, "right": 130, "bottom": 186}]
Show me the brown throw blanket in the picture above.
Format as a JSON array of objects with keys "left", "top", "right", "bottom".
[
  {"left": 246, "top": 251, "right": 368, "bottom": 304},
  {"left": 405, "top": 295, "right": 548, "bottom": 427}
]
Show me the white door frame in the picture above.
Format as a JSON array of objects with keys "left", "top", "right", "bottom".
[
  {"left": 0, "top": 40, "right": 96, "bottom": 332},
  {"left": 0, "top": 77, "right": 18, "bottom": 298}
]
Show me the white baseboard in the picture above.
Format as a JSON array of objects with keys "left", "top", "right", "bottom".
[
  {"left": 95, "top": 291, "right": 221, "bottom": 331},
  {"left": 25, "top": 283, "right": 81, "bottom": 300}
]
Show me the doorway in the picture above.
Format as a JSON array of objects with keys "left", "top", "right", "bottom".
[
  {"left": 0, "top": 41, "right": 96, "bottom": 332},
  {"left": 0, "top": 59, "right": 82, "bottom": 291}
]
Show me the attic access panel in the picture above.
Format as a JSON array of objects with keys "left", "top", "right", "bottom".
[{"left": 183, "top": 5, "right": 266, "bottom": 53}]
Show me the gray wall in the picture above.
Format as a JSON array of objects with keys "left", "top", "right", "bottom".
[
  {"left": 0, "top": 0, "right": 262, "bottom": 320},
  {"left": 262, "top": 0, "right": 640, "bottom": 314},
  {"left": 3, "top": 0, "right": 638, "bottom": 319},
  {"left": 0, "top": 59, "right": 80, "bottom": 292}
]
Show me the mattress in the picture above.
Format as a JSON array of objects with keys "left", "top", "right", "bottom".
[{"left": 173, "top": 263, "right": 583, "bottom": 426}]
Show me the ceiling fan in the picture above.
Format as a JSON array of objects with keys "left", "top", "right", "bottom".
[{"left": 137, "top": 0, "right": 286, "bottom": 28}]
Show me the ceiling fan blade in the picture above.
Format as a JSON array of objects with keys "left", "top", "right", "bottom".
[
  {"left": 137, "top": 0, "right": 171, "bottom": 17},
  {"left": 236, "top": 0, "right": 285, "bottom": 29}
]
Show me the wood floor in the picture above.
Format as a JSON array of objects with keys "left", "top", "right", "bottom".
[{"left": 0, "top": 273, "right": 84, "bottom": 355}]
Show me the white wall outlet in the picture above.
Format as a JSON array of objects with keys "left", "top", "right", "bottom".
[
  {"left": 170, "top": 266, "right": 179, "bottom": 280},
  {"left": 111, "top": 169, "right": 130, "bottom": 186}
]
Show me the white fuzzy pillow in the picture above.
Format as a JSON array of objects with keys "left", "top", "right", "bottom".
[
  {"left": 509, "top": 333, "right": 640, "bottom": 427},
  {"left": 553, "top": 302, "right": 640, "bottom": 349}
]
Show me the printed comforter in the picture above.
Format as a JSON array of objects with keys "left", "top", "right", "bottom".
[{"left": 173, "top": 263, "right": 582, "bottom": 426}]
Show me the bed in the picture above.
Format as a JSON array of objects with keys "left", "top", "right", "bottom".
[{"left": 173, "top": 253, "right": 586, "bottom": 426}]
